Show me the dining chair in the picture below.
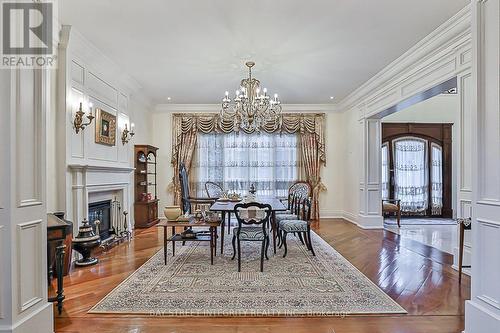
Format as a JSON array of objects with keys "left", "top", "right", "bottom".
[
  {"left": 179, "top": 163, "right": 215, "bottom": 214},
  {"left": 205, "top": 181, "right": 224, "bottom": 199},
  {"left": 231, "top": 202, "right": 272, "bottom": 272},
  {"left": 278, "top": 181, "right": 312, "bottom": 215},
  {"left": 279, "top": 197, "right": 315, "bottom": 258},
  {"left": 275, "top": 194, "right": 302, "bottom": 223},
  {"left": 205, "top": 181, "right": 235, "bottom": 235}
]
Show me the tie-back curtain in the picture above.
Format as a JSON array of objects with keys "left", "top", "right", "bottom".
[{"left": 170, "top": 113, "right": 326, "bottom": 219}]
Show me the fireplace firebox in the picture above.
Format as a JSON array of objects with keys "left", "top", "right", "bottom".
[{"left": 88, "top": 200, "right": 113, "bottom": 241}]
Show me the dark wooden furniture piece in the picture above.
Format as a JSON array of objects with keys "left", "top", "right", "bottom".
[
  {"left": 382, "top": 199, "right": 402, "bottom": 227},
  {"left": 382, "top": 123, "right": 453, "bottom": 218},
  {"left": 210, "top": 197, "right": 286, "bottom": 255},
  {"left": 47, "top": 213, "right": 72, "bottom": 315},
  {"left": 231, "top": 202, "right": 272, "bottom": 272},
  {"left": 179, "top": 163, "right": 215, "bottom": 215},
  {"left": 158, "top": 218, "right": 221, "bottom": 265},
  {"left": 279, "top": 181, "right": 312, "bottom": 214},
  {"left": 134, "top": 145, "right": 160, "bottom": 228},
  {"left": 458, "top": 218, "right": 472, "bottom": 284},
  {"left": 278, "top": 197, "right": 315, "bottom": 258}
]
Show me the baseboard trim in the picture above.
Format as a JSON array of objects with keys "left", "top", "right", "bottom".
[
  {"left": 465, "top": 299, "right": 500, "bottom": 333},
  {"left": 319, "top": 210, "right": 344, "bottom": 219},
  {"left": 357, "top": 214, "right": 384, "bottom": 229},
  {"left": 341, "top": 211, "right": 359, "bottom": 225},
  {"left": 0, "top": 302, "right": 53, "bottom": 333}
]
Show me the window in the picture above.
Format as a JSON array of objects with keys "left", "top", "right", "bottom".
[{"left": 192, "top": 132, "right": 299, "bottom": 197}]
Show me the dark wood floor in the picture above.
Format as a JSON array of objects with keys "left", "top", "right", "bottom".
[{"left": 53, "top": 219, "right": 470, "bottom": 333}]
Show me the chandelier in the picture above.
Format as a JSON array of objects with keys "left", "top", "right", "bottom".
[{"left": 220, "top": 61, "right": 282, "bottom": 132}]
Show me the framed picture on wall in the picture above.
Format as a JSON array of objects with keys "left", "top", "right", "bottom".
[{"left": 95, "top": 108, "right": 116, "bottom": 146}]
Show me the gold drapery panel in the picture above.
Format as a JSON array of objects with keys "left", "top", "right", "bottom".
[{"left": 170, "top": 113, "right": 326, "bottom": 216}]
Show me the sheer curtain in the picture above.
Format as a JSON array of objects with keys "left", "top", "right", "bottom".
[
  {"left": 381, "top": 143, "right": 389, "bottom": 199},
  {"left": 192, "top": 132, "right": 299, "bottom": 198},
  {"left": 393, "top": 138, "right": 428, "bottom": 214},
  {"left": 431, "top": 143, "right": 443, "bottom": 215}
]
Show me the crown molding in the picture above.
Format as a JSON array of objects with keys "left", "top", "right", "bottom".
[
  {"left": 62, "top": 25, "right": 154, "bottom": 108},
  {"left": 153, "top": 103, "right": 338, "bottom": 113},
  {"left": 337, "top": 4, "right": 472, "bottom": 112}
]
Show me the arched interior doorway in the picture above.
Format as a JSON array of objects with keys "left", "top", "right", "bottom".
[{"left": 382, "top": 123, "right": 453, "bottom": 218}]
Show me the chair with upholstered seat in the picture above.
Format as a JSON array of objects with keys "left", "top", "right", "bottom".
[
  {"left": 278, "top": 181, "right": 312, "bottom": 215},
  {"left": 382, "top": 199, "right": 401, "bottom": 227},
  {"left": 279, "top": 197, "right": 315, "bottom": 257},
  {"left": 275, "top": 194, "right": 301, "bottom": 222},
  {"left": 231, "top": 202, "right": 272, "bottom": 272}
]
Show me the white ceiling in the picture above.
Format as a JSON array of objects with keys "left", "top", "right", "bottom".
[{"left": 60, "top": 0, "right": 468, "bottom": 105}]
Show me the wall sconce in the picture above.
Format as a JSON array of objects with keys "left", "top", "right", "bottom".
[
  {"left": 73, "top": 102, "right": 94, "bottom": 133},
  {"left": 121, "top": 123, "right": 135, "bottom": 145}
]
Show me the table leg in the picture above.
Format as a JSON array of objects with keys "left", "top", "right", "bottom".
[
  {"left": 214, "top": 225, "right": 218, "bottom": 256},
  {"left": 272, "top": 211, "right": 277, "bottom": 254},
  {"left": 227, "top": 212, "right": 231, "bottom": 235},
  {"left": 55, "top": 244, "right": 65, "bottom": 315},
  {"left": 164, "top": 226, "right": 168, "bottom": 265},
  {"left": 171, "top": 226, "right": 176, "bottom": 257},
  {"left": 210, "top": 227, "right": 214, "bottom": 265},
  {"left": 221, "top": 218, "right": 225, "bottom": 255},
  {"left": 459, "top": 223, "right": 464, "bottom": 283}
]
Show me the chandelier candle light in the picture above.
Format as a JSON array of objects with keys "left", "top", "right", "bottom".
[{"left": 220, "top": 61, "right": 282, "bottom": 132}]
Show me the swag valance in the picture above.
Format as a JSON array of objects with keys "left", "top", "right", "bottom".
[
  {"left": 170, "top": 112, "right": 326, "bottom": 219},
  {"left": 171, "top": 113, "right": 326, "bottom": 166}
]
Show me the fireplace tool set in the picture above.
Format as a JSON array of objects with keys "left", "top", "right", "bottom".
[
  {"left": 73, "top": 198, "right": 133, "bottom": 265},
  {"left": 99, "top": 197, "right": 133, "bottom": 251}
]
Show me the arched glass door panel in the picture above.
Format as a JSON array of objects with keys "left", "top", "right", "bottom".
[
  {"left": 431, "top": 143, "right": 443, "bottom": 216},
  {"left": 381, "top": 142, "right": 390, "bottom": 200},
  {"left": 393, "top": 137, "right": 428, "bottom": 214}
]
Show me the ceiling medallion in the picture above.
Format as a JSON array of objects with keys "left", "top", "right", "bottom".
[{"left": 220, "top": 61, "right": 282, "bottom": 132}]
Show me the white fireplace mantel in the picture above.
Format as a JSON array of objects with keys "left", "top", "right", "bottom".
[{"left": 66, "top": 164, "right": 134, "bottom": 234}]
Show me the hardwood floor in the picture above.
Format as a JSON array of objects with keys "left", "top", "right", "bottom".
[{"left": 53, "top": 219, "right": 470, "bottom": 333}]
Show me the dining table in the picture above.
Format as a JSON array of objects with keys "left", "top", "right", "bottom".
[{"left": 209, "top": 196, "right": 287, "bottom": 255}]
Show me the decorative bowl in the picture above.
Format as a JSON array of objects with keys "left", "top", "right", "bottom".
[{"left": 164, "top": 206, "right": 182, "bottom": 220}]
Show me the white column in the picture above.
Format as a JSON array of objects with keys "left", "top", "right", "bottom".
[
  {"left": 0, "top": 69, "right": 53, "bottom": 332},
  {"left": 453, "top": 70, "right": 474, "bottom": 271},
  {"left": 465, "top": 1, "right": 500, "bottom": 332},
  {"left": 358, "top": 117, "right": 384, "bottom": 229}
]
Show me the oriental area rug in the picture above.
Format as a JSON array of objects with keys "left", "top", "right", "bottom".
[{"left": 90, "top": 231, "right": 406, "bottom": 316}]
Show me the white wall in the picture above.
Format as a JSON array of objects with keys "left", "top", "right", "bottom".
[
  {"left": 382, "top": 94, "right": 460, "bottom": 216},
  {"left": 339, "top": 6, "right": 471, "bottom": 228},
  {"left": 151, "top": 108, "right": 345, "bottom": 219},
  {"left": 47, "top": 26, "right": 153, "bottom": 232}
]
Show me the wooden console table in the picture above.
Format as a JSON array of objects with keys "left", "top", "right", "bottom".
[
  {"left": 158, "top": 219, "right": 221, "bottom": 265},
  {"left": 47, "top": 213, "right": 72, "bottom": 315}
]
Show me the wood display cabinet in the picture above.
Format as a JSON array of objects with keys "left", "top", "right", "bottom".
[{"left": 134, "top": 145, "right": 159, "bottom": 228}]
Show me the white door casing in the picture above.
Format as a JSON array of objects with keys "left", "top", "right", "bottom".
[
  {"left": 0, "top": 70, "right": 53, "bottom": 332},
  {"left": 465, "top": 1, "right": 500, "bottom": 332}
]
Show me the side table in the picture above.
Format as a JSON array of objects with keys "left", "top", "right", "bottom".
[{"left": 158, "top": 219, "right": 221, "bottom": 265}]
